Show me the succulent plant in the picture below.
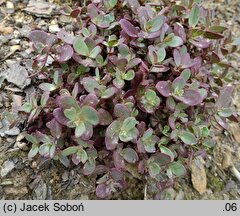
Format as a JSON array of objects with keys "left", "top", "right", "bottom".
[{"left": 23, "top": 0, "right": 238, "bottom": 199}]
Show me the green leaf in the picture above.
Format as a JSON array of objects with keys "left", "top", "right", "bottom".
[
  {"left": 53, "top": 71, "right": 60, "bottom": 85},
  {"left": 148, "top": 162, "right": 161, "bottom": 178},
  {"left": 189, "top": 4, "right": 200, "bottom": 27},
  {"left": 81, "top": 77, "right": 100, "bottom": 93},
  {"left": 145, "top": 89, "right": 157, "bottom": 101},
  {"left": 39, "top": 83, "right": 56, "bottom": 91},
  {"left": 160, "top": 146, "right": 174, "bottom": 161},
  {"left": 145, "top": 15, "right": 164, "bottom": 32},
  {"left": 181, "top": 69, "right": 191, "bottom": 81},
  {"left": 179, "top": 131, "right": 197, "bottom": 145},
  {"left": 25, "top": 134, "right": 38, "bottom": 144},
  {"left": 82, "top": 28, "right": 90, "bottom": 37},
  {"left": 203, "top": 138, "right": 215, "bottom": 148},
  {"left": 96, "top": 55, "right": 104, "bottom": 65},
  {"left": 142, "top": 128, "right": 153, "bottom": 141},
  {"left": 81, "top": 106, "right": 99, "bottom": 125},
  {"left": 119, "top": 127, "right": 138, "bottom": 142},
  {"left": 103, "top": 0, "right": 117, "bottom": 10},
  {"left": 106, "top": 120, "right": 121, "bottom": 138},
  {"left": 121, "top": 117, "right": 138, "bottom": 132},
  {"left": 209, "top": 25, "right": 227, "bottom": 33},
  {"left": 204, "top": 31, "right": 224, "bottom": 39},
  {"left": 124, "top": 70, "right": 135, "bottom": 81},
  {"left": 28, "top": 144, "right": 39, "bottom": 158},
  {"left": 169, "top": 161, "right": 186, "bottom": 177},
  {"left": 59, "top": 96, "right": 79, "bottom": 110},
  {"left": 64, "top": 107, "right": 78, "bottom": 121},
  {"left": 172, "top": 77, "right": 185, "bottom": 94},
  {"left": 77, "top": 148, "right": 88, "bottom": 163},
  {"left": 101, "top": 87, "right": 116, "bottom": 99},
  {"left": 166, "top": 97, "right": 176, "bottom": 110},
  {"left": 165, "top": 34, "right": 183, "bottom": 47},
  {"left": 73, "top": 37, "right": 89, "bottom": 56},
  {"left": 89, "top": 46, "right": 101, "bottom": 58},
  {"left": 218, "top": 108, "right": 232, "bottom": 117},
  {"left": 75, "top": 122, "right": 86, "bottom": 137},
  {"left": 122, "top": 148, "right": 139, "bottom": 163},
  {"left": 39, "top": 144, "right": 50, "bottom": 156},
  {"left": 156, "top": 47, "right": 166, "bottom": 63},
  {"left": 201, "top": 126, "right": 209, "bottom": 137},
  {"left": 62, "top": 146, "right": 78, "bottom": 157},
  {"left": 22, "top": 103, "right": 32, "bottom": 113}
]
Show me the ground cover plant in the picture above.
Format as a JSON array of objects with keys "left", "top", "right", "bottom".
[{"left": 22, "top": 0, "right": 238, "bottom": 198}]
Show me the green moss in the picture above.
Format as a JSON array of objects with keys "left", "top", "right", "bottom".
[{"left": 207, "top": 171, "right": 224, "bottom": 192}]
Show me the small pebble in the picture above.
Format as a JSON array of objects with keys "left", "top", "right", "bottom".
[{"left": 0, "top": 160, "right": 15, "bottom": 177}]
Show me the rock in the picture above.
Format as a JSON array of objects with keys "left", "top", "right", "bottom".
[
  {"left": 11, "top": 94, "right": 22, "bottom": 112},
  {"left": 190, "top": 157, "right": 207, "bottom": 195},
  {"left": 62, "top": 171, "right": 69, "bottom": 181},
  {"left": 49, "top": 24, "right": 60, "bottom": 33},
  {"left": 222, "top": 149, "right": 232, "bottom": 169},
  {"left": 6, "top": 1, "right": 14, "bottom": 14},
  {"left": 6, "top": 63, "right": 30, "bottom": 89},
  {"left": 16, "top": 132, "right": 26, "bottom": 142},
  {"left": 0, "top": 119, "right": 9, "bottom": 137},
  {"left": 229, "top": 122, "right": 240, "bottom": 144},
  {"left": 33, "top": 179, "right": 47, "bottom": 200},
  {"left": 5, "top": 127, "right": 20, "bottom": 136},
  {"left": 0, "top": 24, "right": 13, "bottom": 35},
  {"left": 0, "top": 160, "right": 15, "bottom": 177},
  {"left": 24, "top": 0, "right": 56, "bottom": 18},
  {"left": 175, "top": 190, "right": 185, "bottom": 200},
  {"left": 4, "top": 186, "right": 28, "bottom": 196},
  {"left": 15, "top": 141, "right": 28, "bottom": 151},
  {"left": 9, "top": 39, "right": 21, "bottom": 45}
]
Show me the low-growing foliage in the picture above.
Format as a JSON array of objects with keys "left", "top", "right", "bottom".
[{"left": 23, "top": 0, "right": 238, "bottom": 198}]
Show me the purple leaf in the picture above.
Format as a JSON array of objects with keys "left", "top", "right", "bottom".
[
  {"left": 175, "top": 89, "right": 203, "bottom": 106},
  {"left": 119, "top": 19, "right": 139, "bottom": 38},
  {"left": 114, "top": 104, "right": 131, "bottom": 119},
  {"left": 57, "top": 29, "right": 75, "bottom": 44},
  {"left": 156, "top": 81, "right": 171, "bottom": 97},
  {"left": 46, "top": 118, "right": 62, "bottom": 139},
  {"left": 96, "top": 183, "right": 111, "bottom": 198},
  {"left": 172, "top": 76, "right": 186, "bottom": 92},
  {"left": 28, "top": 30, "right": 57, "bottom": 49},
  {"left": 174, "top": 23, "right": 186, "bottom": 42},
  {"left": 215, "top": 114, "right": 228, "bottom": 130},
  {"left": 216, "top": 86, "right": 234, "bottom": 109},
  {"left": 87, "top": 3, "right": 99, "bottom": 19},
  {"left": 98, "top": 109, "right": 113, "bottom": 125},
  {"left": 127, "top": 0, "right": 141, "bottom": 12},
  {"left": 80, "top": 94, "right": 99, "bottom": 108},
  {"left": 56, "top": 44, "right": 73, "bottom": 62},
  {"left": 113, "top": 148, "right": 125, "bottom": 169},
  {"left": 173, "top": 49, "right": 181, "bottom": 66},
  {"left": 53, "top": 108, "right": 69, "bottom": 126},
  {"left": 83, "top": 161, "right": 96, "bottom": 175},
  {"left": 190, "top": 37, "right": 210, "bottom": 48},
  {"left": 122, "top": 148, "right": 139, "bottom": 163}
]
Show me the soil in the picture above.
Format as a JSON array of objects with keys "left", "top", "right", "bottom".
[{"left": 0, "top": 0, "right": 239, "bottom": 200}]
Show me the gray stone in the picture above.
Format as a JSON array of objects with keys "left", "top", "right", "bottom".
[
  {"left": 34, "top": 180, "right": 47, "bottom": 200},
  {"left": 1, "top": 160, "right": 15, "bottom": 177},
  {"left": 5, "top": 127, "right": 20, "bottom": 136},
  {"left": 24, "top": 0, "right": 56, "bottom": 18},
  {"left": 6, "top": 64, "right": 30, "bottom": 89}
]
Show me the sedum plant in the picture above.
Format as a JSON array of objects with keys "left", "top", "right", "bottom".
[{"left": 23, "top": 0, "right": 238, "bottom": 199}]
